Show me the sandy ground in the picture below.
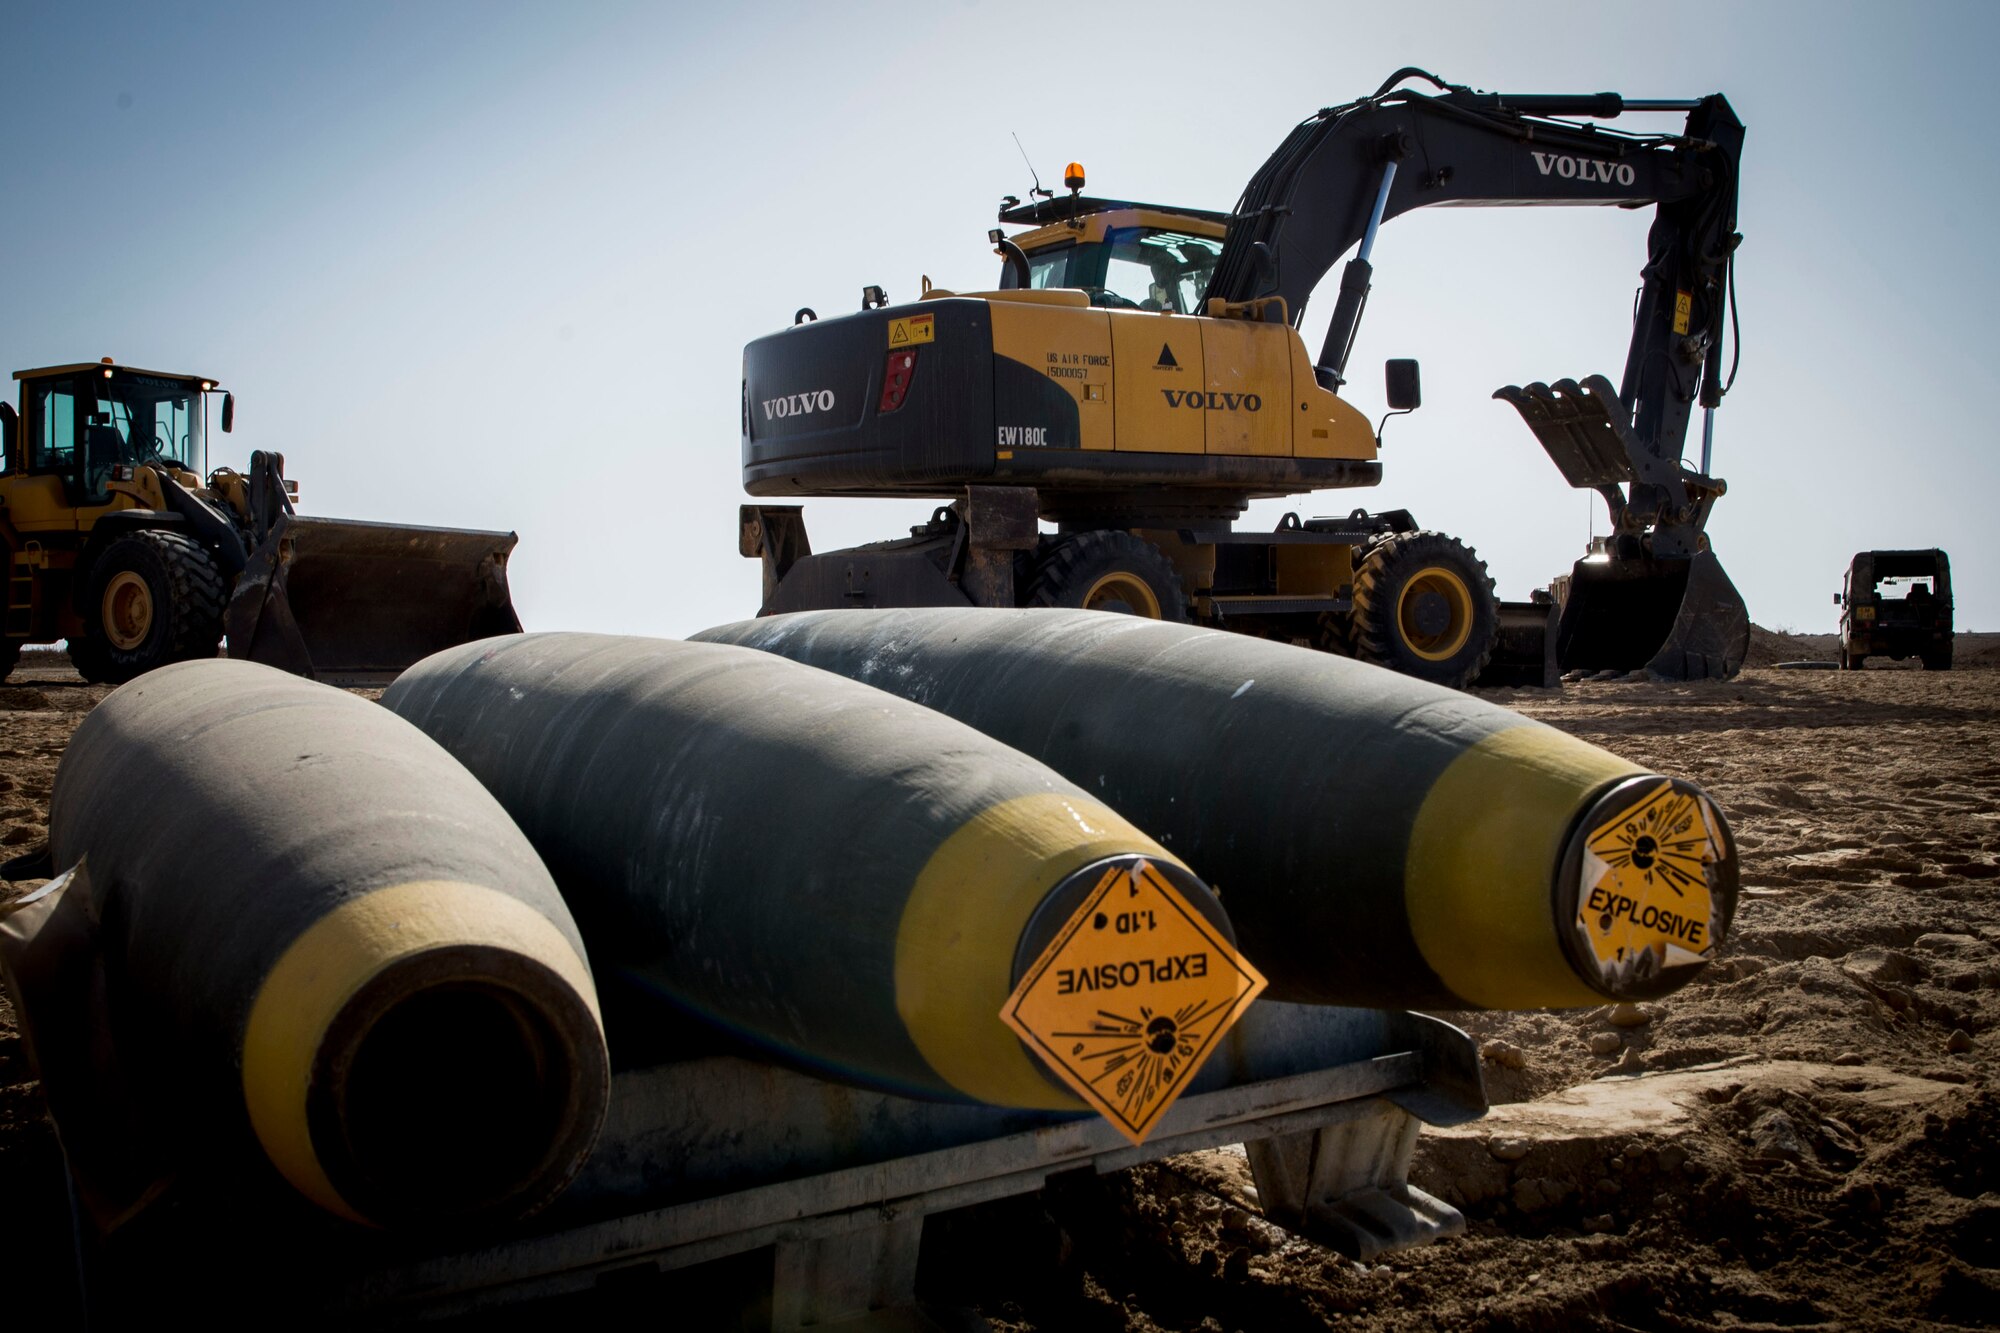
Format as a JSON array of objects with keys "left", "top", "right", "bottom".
[{"left": 3, "top": 635, "right": 1999, "bottom": 1328}]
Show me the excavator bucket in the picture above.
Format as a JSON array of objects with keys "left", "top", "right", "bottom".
[
  {"left": 1498, "top": 376, "right": 1749, "bottom": 681},
  {"left": 1554, "top": 550, "right": 1749, "bottom": 680},
  {"left": 224, "top": 514, "right": 522, "bottom": 685}
]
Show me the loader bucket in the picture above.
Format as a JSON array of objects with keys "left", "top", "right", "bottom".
[
  {"left": 1555, "top": 550, "right": 1749, "bottom": 680},
  {"left": 225, "top": 513, "right": 522, "bottom": 685}
]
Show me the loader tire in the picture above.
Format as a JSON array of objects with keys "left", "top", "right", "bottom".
[
  {"left": 1350, "top": 530, "right": 1498, "bottom": 690},
  {"left": 1923, "top": 643, "right": 1953, "bottom": 671},
  {"left": 1026, "top": 531, "right": 1189, "bottom": 622},
  {"left": 84, "top": 530, "right": 228, "bottom": 684},
  {"left": 0, "top": 638, "right": 17, "bottom": 684},
  {"left": 66, "top": 634, "right": 113, "bottom": 684}
]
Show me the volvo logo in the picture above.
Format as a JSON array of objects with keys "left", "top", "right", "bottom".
[
  {"left": 1162, "top": 389, "right": 1261, "bottom": 412},
  {"left": 761, "top": 389, "right": 836, "bottom": 420},
  {"left": 1531, "top": 151, "right": 1637, "bottom": 186}
]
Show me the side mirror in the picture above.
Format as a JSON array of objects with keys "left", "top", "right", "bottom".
[
  {"left": 221, "top": 393, "right": 235, "bottom": 433},
  {"left": 1833, "top": 592, "right": 1842, "bottom": 605},
  {"left": 0, "top": 402, "right": 15, "bottom": 464},
  {"left": 1385, "top": 359, "right": 1421, "bottom": 411}
]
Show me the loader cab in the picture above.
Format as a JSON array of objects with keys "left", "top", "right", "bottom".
[
  {"left": 997, "top": 197, "right": 1229, "bottom": 314},
  {"left": 8, "top": 361, "right": 218, "bottom": 516}
]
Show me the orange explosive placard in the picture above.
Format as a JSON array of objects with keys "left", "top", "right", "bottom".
[
  {"left": 1001, "top": 859, "right": 1266, "bottom": 1144},
  {"left": 1573, "top": 779, "right": 1726, "bottom": 993}
]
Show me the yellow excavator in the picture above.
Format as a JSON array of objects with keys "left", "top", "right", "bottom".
[
  {"left": 0, "top": 358, "right": 520, "bottom": 685},
  {"left": 739, "top": 71, "right": 1750, "bottom": 685}
]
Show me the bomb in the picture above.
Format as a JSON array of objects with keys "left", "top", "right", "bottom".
[
  {"left": 40, "top": 658, "right": 609, "bottom": 1229},
  {"left": 694, "top": 608, "right": 1739, "bottom": 1010},
  {"left": 382, "top": 633, "right": 1249, "bottom": 1123}
]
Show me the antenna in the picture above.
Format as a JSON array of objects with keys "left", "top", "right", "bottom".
[{"left": 1012, "top": 132, "right": 1054, "bottom": 200}]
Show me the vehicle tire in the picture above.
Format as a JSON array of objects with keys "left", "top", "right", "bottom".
[
  {"left": 1315, "top": 610, "right": 1354, "bottom": 657},
  {"left": 1350, "top": 530, "right": 1498, "bottom": 689},
  {"left": 85, "top": 530, "right": 228, "bottom": 684},
  {"left": 1923, "top": 643, "right": 1953, "bottom": 671},
  {"left": 0, "top": 637, "right": 17, "bottom": 684},
  {"left": 1026, "top": 531, "right": 1189, "bottom": 622},
  {"left": 66, "top": 633, "right": 114, "bottom": 684}
]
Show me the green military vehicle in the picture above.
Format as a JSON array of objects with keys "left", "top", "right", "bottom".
[{"left": 1837, "top": 549, "right": 1953, "bottom": 670}]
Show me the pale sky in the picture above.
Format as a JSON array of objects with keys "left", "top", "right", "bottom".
[{"left": 6, "top": 1, "right": 1995, "bottom": 634}]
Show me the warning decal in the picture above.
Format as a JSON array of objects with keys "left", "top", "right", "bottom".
[
  {"left": 1672, "top": 290, "right": 1693, "bottom": 336},
  {"left": 1002, "top": 861, "right": 1266, "bottom": 1144},
  {"left": 888, "top": 313, "right": 935, "bottom": 347},
  {"left": 1573, "top": 780, "right": 1724, "bottom": 992}
]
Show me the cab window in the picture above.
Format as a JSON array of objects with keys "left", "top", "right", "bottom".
[
  {"left": 1015, "top": 228, "right": 1224, "bottom": 313},
  {"left": 30, "top": 379, "right": 79, "bottom": 472},
  {"left": 1120, "top": 230, "right": 1222, "bottom": 313},
  {"left": 1027, "top": 248, "right": 1072, "bottom": 292}
]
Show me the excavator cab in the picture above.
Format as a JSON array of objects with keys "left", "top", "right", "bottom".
[{"left": 998, "top": 197, "right": 1229, "bottom": 314}]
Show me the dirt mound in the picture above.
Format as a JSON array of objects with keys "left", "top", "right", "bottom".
[
  {"left": 1744, "top": 623, "right": 1838, "bottom": 666},
  {"left": 1960, "top": 633, "right": 2000, "bottom": 667}
]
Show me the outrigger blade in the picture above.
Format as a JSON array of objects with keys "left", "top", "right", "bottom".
[
  {"left": 225, "top": 513, "right": 522, "bottom": 685},
  {"left": 1555, "top": 549, "right": 1749, "bottom": 680}
]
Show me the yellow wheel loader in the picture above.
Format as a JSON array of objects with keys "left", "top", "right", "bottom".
[
  {"left": 0, "top": 359, "right": 520, "bottom": 685},
  {"left": 740, "top": 71, "right": 1751, "bottom": 685}
]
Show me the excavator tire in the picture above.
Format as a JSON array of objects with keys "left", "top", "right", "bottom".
[
  {"left": 83, "top": 530, "right": 228, "bottom": 684},
  {"left": 1026, "top": 531, "right": 1189, "bottom": 622},
  {"left": 1315, "top": 610, "right": 1354, "bottom": 656},
  {"left": 1350, "top": 530, "right": 1498, "bottom": 690}
]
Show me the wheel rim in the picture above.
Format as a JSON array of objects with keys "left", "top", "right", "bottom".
[
  {"left": 1082, "top": 571, "right": 1163, "bottom": 618},
  {"left": 103, "top": 571, "right": 155, "bottom": 651},
  {"left": 1395, "top": 566, "right": 1474, "bottom": 661}
]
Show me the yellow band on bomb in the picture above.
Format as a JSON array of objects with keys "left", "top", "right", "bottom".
[
  {"left": 896, "top": 793, "right": 1188, "bottom": 1108},
  {"left": 241, "top": 879, "right": 603, "bottom": 1224},
  {"left": 1404, "top": 725, "right": 1643, "bottom": 1009}
]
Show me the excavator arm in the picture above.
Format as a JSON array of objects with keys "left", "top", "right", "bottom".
[{"left": 1209, "top": 70, "right": 1749, "bottom": 678}]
